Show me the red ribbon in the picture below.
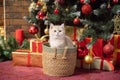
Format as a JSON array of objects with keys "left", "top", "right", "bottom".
[
  {"left": 100, "top": 59, "right": 104, "bottom": 70},
  {"left": 80, "top": 60, "right": 84, "bottom": 69},
  {"left": 15, "top": 49, "right": 31, "bottom": 67},
  {"left": 27, "top": 52, "right": 31, "bottom": 67}
]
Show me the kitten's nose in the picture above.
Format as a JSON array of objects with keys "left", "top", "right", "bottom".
[{"left": 56, "top": 32, "right": 59, "bottom": 35}]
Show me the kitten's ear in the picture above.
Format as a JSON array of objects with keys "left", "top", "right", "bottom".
[
  {"left": 61, "top": 23, "right": 64, "bottom": 28},
  {"left": 50, "top": 23, "right": 54, "bottom": 29}
]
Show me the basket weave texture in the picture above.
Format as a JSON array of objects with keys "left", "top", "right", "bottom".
[{"left": 42, "top": 43, "right": 77, "bottom": 76}]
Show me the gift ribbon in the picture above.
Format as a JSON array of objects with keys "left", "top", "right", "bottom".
[
  {"left": 16, "top": 50, "right": 31, "bottom": 67},
  {"left": 100, "top": 59, "right": 104, "bottom": 70},
  {"left": 36, "top": 41, "right": 39, "bottom": 53},
  {"left": 30, "top": 39, "right": 34, "bottom": 52},
  {"left": 89, "top": 40, "right": 104, "bottom": 70},
  {"left": 91, "top": 47, "right": 104, "bottom": 70},
  {"left": 80, "top": 60, "right": 84, "bottom": 69},
  {"left": 113, "top": 35, "right": 120, "bottom": 65},
  {"left": 27, "top": 52, "right": 31, "bottom": 67},
  {"left": 89, "top": 46, "right": 93, "bottom": 56},
  {"left": 89, "top": 38, "right": 105, "bottom": 70}
]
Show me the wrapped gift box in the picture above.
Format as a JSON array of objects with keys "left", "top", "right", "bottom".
[
  {"left": 12, "top": 50, "right": 42, "bottom": 67},
  {"left": 110, "top": 35, "right": 120, "bottom": 66},
  {"left": 65, "top": 26, "right": 83, "bottom": 41},
  {"left": 77, "top": 37, "right": 114, "bottom": 71},
  {"left": 76, "top": 57, "right": 114, "bottom": 71},
  {"left": 30, "top": 39, "right": 42, "bottom": 53},
  {"left": 78, "top": 38, "right": 105, "bottom": 58}
]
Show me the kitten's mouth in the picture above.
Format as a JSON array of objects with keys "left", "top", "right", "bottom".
[
  {"left": 53, "top": 35, "right": 61, "bottom": 39},
  {"left": 55, "top": 37, "right": 58, "bottom": 39},
  {"left": 54, "top": 36, "right": 59, "bottom": 39}
]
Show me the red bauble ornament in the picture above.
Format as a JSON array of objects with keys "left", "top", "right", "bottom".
[
  {"left": 37, "top": 11, "right": 45, "bottom": 19},
  {"left": 81, "top": 3, "right": 92, "bottom": 15},
  {"left": 77, "top": 47, "right": 88, "bottom": 59},
  {"left": 29, "top": 25, "right": 39, "bottom": 35},
  {"left": 112, "top": 0, "right": 119, "bottom": 4},
  {"left": 73, "top": 17, "right": 80, "bottom": 25},
  {"left": 54, "top": 8, "right": 59, "bottom": 14},
  {"left": 103, "top": 42, "right": 114, "bottom": 55},
  {"left": 80, "top": 0, "right": 84, "bottom": 4},
  {"left": 90, "top": 0, "right": 96, "bottom": 3}
]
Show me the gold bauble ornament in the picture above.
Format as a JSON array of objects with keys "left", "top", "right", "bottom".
[
  {"left": 44, "top": 27, "right": 49, "bottom": 35},
  {"left": 42, "top": 5, "right": 47, "bottom": 12},
  {"left": 40, "top": 0, "right": 44, "bottom": 2},
  {"left": 65, "top": 8, "right": 69, "bottom": 12},
  {"left": 84, "top": 54, "right": 93, "bottom": 64}
]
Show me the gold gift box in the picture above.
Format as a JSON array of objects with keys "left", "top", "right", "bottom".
[{"left": 12, "top": 50, "right": 42, "bottom": 67}]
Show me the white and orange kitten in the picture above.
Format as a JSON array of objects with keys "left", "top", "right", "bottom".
[{"left": 49, "top": 23, "right": 74, "bottom": 48}]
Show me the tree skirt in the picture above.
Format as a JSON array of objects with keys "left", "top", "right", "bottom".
[{"left": 0, "top": 61, "right": 120, "bottom": 80}]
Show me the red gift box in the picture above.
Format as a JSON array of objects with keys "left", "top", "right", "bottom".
[
  {"left": 110, "top": 35, "right": 120, "bottom": 66},
  {"left": 78, "top": 38, "right": 105, "bottom": 58},
  {"left": 30, "top": 39, "right": 42, "bottom": 53},
  {"left": 76, "top": 37, "right": 114, "bottom": 71}
]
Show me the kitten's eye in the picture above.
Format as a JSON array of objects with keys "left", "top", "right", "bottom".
[
  {"left": 59, "top": 30, "right": 61, "bottom": 32},
  {"left": 54, "top": 30, "right": 56, "bottom": 32}
]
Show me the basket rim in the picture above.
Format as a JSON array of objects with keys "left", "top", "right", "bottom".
[{"left": 42, "top": 43, "right": 77, "bottom": 54}]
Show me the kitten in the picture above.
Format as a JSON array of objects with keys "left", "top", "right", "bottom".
[{"left": 49, "top": 23, "right": 74, "bottom": 48}]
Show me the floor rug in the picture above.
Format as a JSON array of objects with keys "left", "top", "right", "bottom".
[{"left": 0, "top": 61, "right": 120, "bottom": 80}]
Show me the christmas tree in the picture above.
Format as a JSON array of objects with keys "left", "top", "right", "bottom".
[{"left": 24, "top": 0, "right": 120, "bottom": 47}]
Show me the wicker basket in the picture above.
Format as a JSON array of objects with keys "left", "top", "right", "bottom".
[{"left": 42, "top": 43, "right": 77, "bottom": 76}]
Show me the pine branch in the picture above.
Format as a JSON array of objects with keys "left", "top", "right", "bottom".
[
  {"left": 112, "top": 5, "right": 120, "bottom": 14},
  {"left": 20, "top": 39, "right": 30, "bottom": 49},
  {"left": 6, "top": 36, "right": 19, "bottom": 51}
]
